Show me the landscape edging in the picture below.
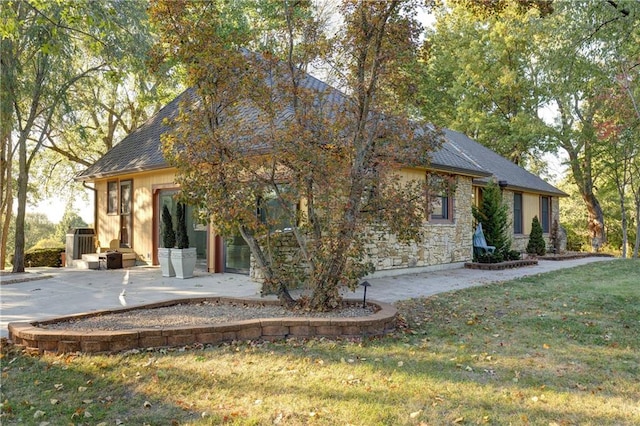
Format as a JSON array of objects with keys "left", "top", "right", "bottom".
[{"left": 8, "top": 297, "right": 397, "bottom": 354}]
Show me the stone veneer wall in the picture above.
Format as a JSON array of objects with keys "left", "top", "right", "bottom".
[
  {"left": 250, "top": 176, "right": 475, "bottom": 280},
  {"left": 363, "top": 176, "right": 474, "bottom": 270}
]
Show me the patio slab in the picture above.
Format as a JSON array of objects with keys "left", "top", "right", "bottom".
[{"left": 0, "top": 256, "right": 617, "bottom": 338}]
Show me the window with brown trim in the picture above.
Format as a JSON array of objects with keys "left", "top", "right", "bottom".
[
  {"left": 107, "top": 181, "right": 118, "bottom": 214},
  {"left": 427, "top": 174, "right": 454, "bottom": 223},
  {"left": 513, "top": 193, "right": 523, "bottom": 234},
  {"left": 540, "top": 196, "right": 551, "bottom": 233}
]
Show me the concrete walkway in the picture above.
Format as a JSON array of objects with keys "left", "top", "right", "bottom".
[{"left": 0, "top": 257, "right": 616, "bottom": 338}]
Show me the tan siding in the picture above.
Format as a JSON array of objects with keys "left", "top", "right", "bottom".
[
  {"left": 522, "top": 193, "right": 539, "bottom": 235},
  {"left": 94, "top": 170, "right": 176, "bottom": 264},
  {"left": 397, "top": 167, "right": 425, "bottom": 183},
  {"left": 95, "top": 180, "right": 120, "bottom": 250}
]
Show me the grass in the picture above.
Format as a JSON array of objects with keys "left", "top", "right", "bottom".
[{"left": 1, "top": 259, "right": 639, "bottom": 425}]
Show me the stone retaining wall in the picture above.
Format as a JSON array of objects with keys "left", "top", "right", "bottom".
[{"left": 8, "top": 298, "right": 397, "bottom": 355}]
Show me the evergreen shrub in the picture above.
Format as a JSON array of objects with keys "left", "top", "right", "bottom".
[{"left": 527, "top": 216, "right": 546, "bottom": 256}]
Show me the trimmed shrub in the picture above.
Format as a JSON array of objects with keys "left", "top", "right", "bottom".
[
  {"left": 527, "top": 216, "right": 546, "bottom": 256},
  {"left": 22, "top": 248, "right": 65, "bottom": 267},
  {"left": 175, "top": 202, "right": 189, "bottom": 249},
  {"left": 161, "top": 204, "right": 176, "bottom": 248}
]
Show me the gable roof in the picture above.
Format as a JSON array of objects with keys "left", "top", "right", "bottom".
[
  {"left": 77, "top": 88, "right": 196, "bottom": 180},
  {"left": 443, "top": 129, "right": 567, "bottom": 197},
  {"left": 77, "top": 78, "right": 565, "bottom": 197}
]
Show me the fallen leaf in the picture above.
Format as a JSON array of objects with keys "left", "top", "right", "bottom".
[
  {"left": 54, "top": 383, "right": 63, "bottom": 391},
  {"left": 453, "top": 416, "right": 464, "bottom": 423},
  {"left": 409, "top": 410, "right": 422, "bottom": 418},
  {"left": 50, "top": 399, "right": 59, "bottom": 405},
  {"left": 143, "top": 400, "right": 152, "bottom": 408},
  {"left": 78, "top": 386, "right": 87, "bottom": 392},
  {"left": 33, "top": 410, "right": 46, "bottom": 419},
  {"left": 84, "top": 410, "right": 92, "bottom": 418}
]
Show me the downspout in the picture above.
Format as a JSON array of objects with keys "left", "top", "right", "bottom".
[{"left": 82, "top": 181, "right": 98, "bottom": 236}]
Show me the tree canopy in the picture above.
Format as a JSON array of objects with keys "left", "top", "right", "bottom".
[
  {"left": 151, "top": 0, "right": 442, "bottom": 310},
  {"left": 1, "top": 0, "right": 180, "bottom": 271}
]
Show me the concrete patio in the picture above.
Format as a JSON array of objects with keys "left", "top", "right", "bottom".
[{"left": 1, "top": 256, "right": 617, "bottom": 338}]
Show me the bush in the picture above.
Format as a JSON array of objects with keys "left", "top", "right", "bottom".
[
  {"left": 31, "top": 238, "right": 65, "bottom": 250},
  {"left": 505, "top": 250, "right": 522, "bottom": 261},
  {"left": 21, "top": 248, "right": 65, "bottom": 267},
  {"left": 162, "top": 204, "right": 176, "bottom": 248},
  {"left": 472, "top": 180, "right": 511, "bottom": 254},
  {"left": 175, "top": 202, "right": 190, "bottom": 249},
  {"left": 476, "top": 251, "right": 504, "bottom": 264},
  {"left": 527, "top": 216, "right": 546, "bottom": 256}
]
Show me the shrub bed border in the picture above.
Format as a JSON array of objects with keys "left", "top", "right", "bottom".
[
  {"left": 464, "top": 259, "right": 538, "bottom": 270},
  {"left": 8, "top": 297, "right": 397, "bottom": 354}
]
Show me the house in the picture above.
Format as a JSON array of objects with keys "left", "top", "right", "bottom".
[{"left": 76, "top": 78, "right": 567, "bottom": 275}]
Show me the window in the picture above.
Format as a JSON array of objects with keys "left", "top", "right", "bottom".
[
  {"left": 107, "top": 181, "right": 118, "bottom": 214},
  {"left": 120, "top": 180, "right": 132, "bottom": 215},
  {"left": 427, "top": 174, "right": 454, "bottom": 222},
  {"left": 258, "top": 187, "right": 295, "bottom": 232},
  {"left": 540, "top": 196, "right": 551, "bottom": 233},
  {"left": 107, "top": 179, "right": 133, "bottom": 247},
  {"left": 513, "top": 193, "right": 523, "bottom": 234}
]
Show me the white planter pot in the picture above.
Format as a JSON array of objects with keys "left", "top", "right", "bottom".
[
  {"left": 158, "top": 248, "right": 175, "bottom": 277},
  {"left": 170, "top": 247, "right": 197, "bottom": 279}
]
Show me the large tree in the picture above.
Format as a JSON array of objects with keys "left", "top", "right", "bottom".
[
  {"left": 540, "top": 0, "right": 639, "bottom": 251},
  {"left": 419, "top": 0, "right": 552, "bottom": 166},
  {"left": 420, "top": 0, "right": 640, "bottom": 252},
  {"left": 1, "top": 0, "right": 175, "bottom": 272},
  {"left": 151, "top": 0, "right": 441, "bottom": 310}
]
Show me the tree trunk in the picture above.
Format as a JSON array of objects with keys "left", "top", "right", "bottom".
[
  {"left": 12, "top": 133, "right": 28, "bottom": 273},
  {"left": 1, "top": 35, "right": 15, "bottom": 270},
  {"left": 618, "top": 186, "right": 627, "bottom": 258},
  {"left": 581, "top": 192, "right": 606, "bottom": 252},
  {"left": 633, "top": 192, "right": 640, "bottom": 258},
  {"left": 238, "top": 225, "right": 295, "bottom": 306}
]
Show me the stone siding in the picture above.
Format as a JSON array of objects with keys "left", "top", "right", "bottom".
[
  {"left": 364, "top": 176, "right": 474, "bottom": 271},
  {"left": 250, "top": 176, "right": 475, "bottom": 279}
]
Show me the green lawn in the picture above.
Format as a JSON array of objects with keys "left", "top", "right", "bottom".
[{"left": 2, "top": 259, "right": 638, "bottom": 425}]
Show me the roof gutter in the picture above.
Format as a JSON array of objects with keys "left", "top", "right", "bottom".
[
  {"left": 427, "top": 164, "right": 492, "bottom": 178},
  {"left": 472, "top": 180, "right": 569, "bottom": 197},
  {"left": 82, "top": 181, "right": 98, "bottom": 232},
  {"left": 75, "top": 164, "right": 170, "bottom": 182}
]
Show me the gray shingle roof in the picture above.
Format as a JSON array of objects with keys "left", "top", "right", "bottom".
[
  {"left": 76, "top": 88, "right": 196, "bottom": 180},
  {"left": 77, "top": 78, "right": 565, "bottom": 198},
  {"left": 443, "top": 129, "right": 567, "bottom": 196}
]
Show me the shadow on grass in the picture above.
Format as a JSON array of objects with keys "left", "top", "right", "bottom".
[{"left": 2, "top": 259, "right": 639, "bottom": 425}]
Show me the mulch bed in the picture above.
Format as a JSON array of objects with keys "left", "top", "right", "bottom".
[
  {"left": 538, "top": 252, "right": 615, "bottom": 261},
  {"left": 464, "top": 259, "right": 538, "bottom": 270}
]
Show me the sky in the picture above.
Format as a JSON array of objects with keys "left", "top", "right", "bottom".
[{"left": 31, "top": 188, "right": 95, "bottom": 225}]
